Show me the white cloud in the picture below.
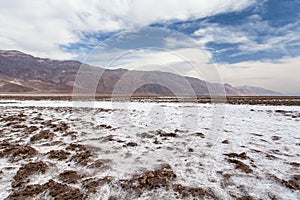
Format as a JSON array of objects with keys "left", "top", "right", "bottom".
[
  {"left": 194, "top": 23, "right": 251, "bottom": 45},
  {"left": 216, "top": 56, "right": 300, "bottom": 94},
  {"left": 0, "top": 0, "right": 255, "bottom": 59},
  {"left": 237, "top": 30, "right": 300, "bottom": 55},
  {"left": 194, "top": 18, "right": 300, "bottom": 56}
]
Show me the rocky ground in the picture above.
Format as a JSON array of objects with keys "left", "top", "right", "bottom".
[{"left": 0, "top": 99, "right": 299, "bottom": 199}]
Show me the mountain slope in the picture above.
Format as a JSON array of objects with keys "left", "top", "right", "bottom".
[
  {"left": 0, "top": 50, "right": 277, "bottom": 96},
  {"left": 236, "top": 86, "right": 282, "bottom": 96}
]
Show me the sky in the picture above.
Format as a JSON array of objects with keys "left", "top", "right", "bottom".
[{"left": 0, "top": 0, "right": 299, "bottom": 94}]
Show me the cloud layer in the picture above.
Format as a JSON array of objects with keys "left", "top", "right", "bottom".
[{"left": 0, "top": 0, "right": 255, "bottom": 59}]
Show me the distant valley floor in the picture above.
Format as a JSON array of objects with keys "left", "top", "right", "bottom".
[{"left": 0, "top": 94, "right": 300, "bottom": 106}]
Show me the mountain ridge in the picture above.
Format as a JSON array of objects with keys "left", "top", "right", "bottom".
[
  {"left": 0, "top": 50, "right": 281, "bottom": 96},
  {"left": 236, "top": 85, "right": 282, "bottom": 96}
]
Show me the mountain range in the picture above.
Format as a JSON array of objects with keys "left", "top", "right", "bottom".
[{"left": 0, "top": 50, "right": 281, "bottom": 96}]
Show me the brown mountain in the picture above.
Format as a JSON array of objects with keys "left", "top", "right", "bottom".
[{"left": 0, "top": 50, "right": 276, "bottom": 96}]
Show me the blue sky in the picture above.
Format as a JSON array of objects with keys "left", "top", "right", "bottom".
[
  {"left": 61, "top": 0, "right": 300, "bottom": 64},
  {"left": 0, "top": 0, "right": 299, "bottom": 94}
]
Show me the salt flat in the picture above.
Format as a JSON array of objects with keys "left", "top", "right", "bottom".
[{"left": 0, "top": 100, "right": 299, "bottom": 199}]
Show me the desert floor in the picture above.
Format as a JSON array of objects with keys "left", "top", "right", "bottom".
[{"left": 0, "top": 98, "right": 299, "bottom": 199}]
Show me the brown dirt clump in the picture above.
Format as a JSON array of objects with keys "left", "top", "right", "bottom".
[
  {"left": 66, "top": 143, "right": 94, "bottom": 165},
  {"left": 66, "top": 143, "right": 87, "bottom": 152},
  {"left": 12, "top": 161, "right": 48, "bottom": 188},
  {"left": 194, "top": 132, "right": 205, "bottom": 138},
  {"left": 70, "top": 150, "right": 92, "bottom": 165},
  {"left": 47, "top": 150, "right": 70, "bottom": 160},
  {"left": 10, "top": 145, "right": 38, "bottom": 162},
  {"left": 287, "top": 162, "right": 300, "bottom": 167},
  {"left": 251, "top": 133, "right": 263, "bottom": 137},
  {"left": 62, "top": 131, "right": 78, "bottom": 140},
  {"left": 157, "top": 130, "right": 177, "bottom": 138},
  {"left": 268, "top": 192, "right": 279, "bottom": 200},
  {"left": 153, "top": 138, "right": 162, "bottom": 144},
  {"left": 119, "top": 164, "right": 176, "bottom": 197},
  {"left": 137, "top": 164, "right": 176, "bottom": 190},
  {"left": 82, "top": 176, "right": 113, "bottom": 194},
  {"left": 6, "top": 184, "right": 47, "bottom": 199},
  {"left": 285, "top": 175, "right": 300, "bottom": 190},
  {"left": 115, "top": 164, "right": 218, "bottom": 199},
  {"left": 12, "top": 124, "right": 27, "bottom": 129},
  {"left": 222, "top": 140, "right": 229, "bottom": 144},
  {"left": 47, "top": 179, "right": 84, "bottom": 200},
  {"left": 102, "top": 135, "right": 115, "bottom": 142},
  {"left": 7, "top": 179, "right": 84, "bottom": 200},
  {"left": 98, "top": 124, "right": 112, "bottom": 129},
  {"left": 271, "top": 136, "right": 281, "bottom": 141},
  {"left": 59, "top": 170, "right": 83, "bottom": 184},
  {"left": 173, "top": 185, "right": 219, "bottom": 199},
  {"left": 266, "top": 154, "right": 278, "bottom": 160},
  {"left": 0, "top": 141, "right": 17, "bottom": 157},
  {"left": 30, "top": 130, "right": 55, "bottom": 142},
  {"left": 124, "top": 142, "right": 138, "bottom": 147},
  {"left": 227, "top": 159, "right": 253, "bottom": 173},
  {"left": 41, "top": 119, "right": 54, "bottom": 126},
  {"left": 286, "top": 179, "right": 299, "bottom": 190},
  {"left": 224, "top": 152, "right": 248, "bottom": 160},
  {"left": 53, "top": 122, "right": 69, "bottom": 132},
  {"left": 218, "top": 172, "right": 234, "bottom": 189},
  {"left": 137, "top": 132, "right": 155, "bottom": 138},
  {"left": 25, "top": 126, "right": 39, "bottom": 133},
  {"left": 0, "top": 115, "right": 22, "bottom": 122},
  {"left": 4, "top": 122, "right": 18, "bottom": 127},
  {"left": 0, "top": 143, "right": 38, "bottom": 162},
  {"left": 269, "top": 174, "right": 300, "bottom": 190},
  {"left": 173, "top": 184, "right": 205, "bottom": 198}
]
